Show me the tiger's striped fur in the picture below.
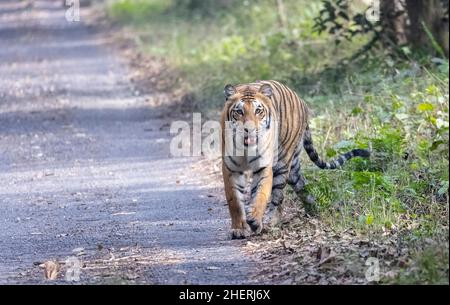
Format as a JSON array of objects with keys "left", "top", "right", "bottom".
[{"left": 221, "top": 80, "right": 370, "bottom": 239}]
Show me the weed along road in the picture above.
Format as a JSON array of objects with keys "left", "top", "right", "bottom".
[{"left": 0, "top": 0, "right": 258, "bottom": 284}]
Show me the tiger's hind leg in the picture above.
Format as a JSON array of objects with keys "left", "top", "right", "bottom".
[{"left": 288, "top": 147, "right": 318, "bottom": 216}]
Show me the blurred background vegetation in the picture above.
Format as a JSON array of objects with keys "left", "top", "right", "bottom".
[{"left": 104, "top": 0, "right": 449, "bottom": 284}]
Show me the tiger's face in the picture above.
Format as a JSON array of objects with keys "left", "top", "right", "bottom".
[{"left": 224, "top": 84, "right": 273, "bottom": 147}]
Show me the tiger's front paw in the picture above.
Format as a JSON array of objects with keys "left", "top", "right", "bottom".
[
  {"left": 230, "top": 220, "right": 250, "bottom": 239},
  {"left": 230, "top": 228, "right": 250, "bottom": 239},
  {"left": 246, "top": 216, "right": 262, "bottom": 234}
]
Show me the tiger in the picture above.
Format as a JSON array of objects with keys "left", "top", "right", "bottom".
[{"left": 221, "top": 80, "right": 370, "bottom": 239}]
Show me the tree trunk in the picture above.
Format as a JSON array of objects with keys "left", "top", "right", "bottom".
[
  {"left": 276, "top": 0, "right": 288, "bottom": 29},
  {"left": 422, "top": 0, "right": 449, "bottom": 57},
  {"left": 406, "top": 0, "right": 449, "bottom": 57},
  {"left": 380, "top": 0, "right": 408, "bottom": 47},
  {"left": 405, "top": 0, "right": 424, "bottom": 47}
]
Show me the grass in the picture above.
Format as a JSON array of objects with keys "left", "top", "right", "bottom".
[{"left": 106, "top": 0, "right": 449, "bottom": 284}]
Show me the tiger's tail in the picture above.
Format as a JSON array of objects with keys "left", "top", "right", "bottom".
[{"left": 303, "top": 126, "right": 370, "bottom": 169}]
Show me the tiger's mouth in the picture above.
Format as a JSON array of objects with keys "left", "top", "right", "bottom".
[{"left": 244, "top": 135, "right": 257, "bottom": 146}]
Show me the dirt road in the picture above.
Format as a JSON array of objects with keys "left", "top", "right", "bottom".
[{"left": 0, "top": 0, "right": 258, "bottom": 284}]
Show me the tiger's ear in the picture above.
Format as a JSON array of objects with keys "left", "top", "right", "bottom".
[
  {"left": 259, "top": 84, "right": 273, "bottom": 98},
  {"left": 224, "top": 84, "right": 237, "bottom": 100}
]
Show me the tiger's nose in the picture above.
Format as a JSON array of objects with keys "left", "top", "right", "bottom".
[
  {"left": 244, "top": 128, "right": 256, "bottom": 134},
  {"left": 244, "top": 121, "right": 257, "bottom": 133}
]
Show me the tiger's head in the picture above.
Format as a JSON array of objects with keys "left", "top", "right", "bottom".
[{"left": 223, "top": 83, "right": 274, "bottom": 148}]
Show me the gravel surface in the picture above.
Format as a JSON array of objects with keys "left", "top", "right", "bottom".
[{"left": 0, "top": 0, "right": 258, "bottom": 284}]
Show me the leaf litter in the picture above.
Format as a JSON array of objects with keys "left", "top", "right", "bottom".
[{"left": 242, "top": 198, "right": 429, "bottom": 285}]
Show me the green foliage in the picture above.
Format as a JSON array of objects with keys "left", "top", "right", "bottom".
[
  {"left": 298, "top": 60, "right": 448, "bottom": 285},
  {"left": 108, "top": 0, "right": 172, "bottom": 23},
  {"left": 305, "top": 63, "right": 449, "bottom": 242},
  {"left": 313, "top": 0, "right": 379, "bottom": 45}
]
